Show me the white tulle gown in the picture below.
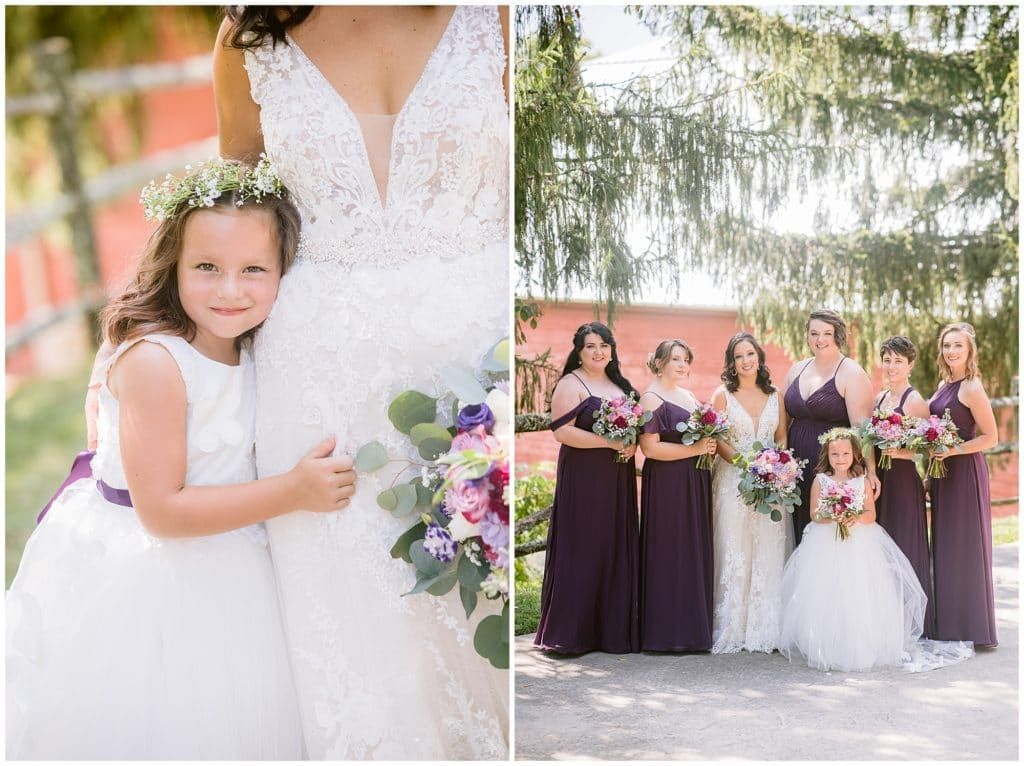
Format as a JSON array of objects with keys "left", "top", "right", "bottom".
[
  {"left": 244, "top": 6, "right": 509, "bottom": 759},
  {"left": 6, "top": 335, "right": 303, "bottom": 760},
  {"left": 711, "top": 390, "right": 793, "bottom": 653}
]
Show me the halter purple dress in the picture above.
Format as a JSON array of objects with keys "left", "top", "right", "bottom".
[
  {"left": 784, "top": 358, "right": 850, "bottom": 544},
  {"left": 534, "top": 375, "right": 640, "bottom": 654},
  {"left": 874, "top": 387, "right": 936, "bottom": 637},
  {"left": 928, "top": 380, "right": 997, "bottom": 646},
  {"left": 639, "top": 397, "right": 713, "bottom": 651}
]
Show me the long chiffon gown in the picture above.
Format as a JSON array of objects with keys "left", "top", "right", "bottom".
[
  {"left": 535, "top": 378, "right": 640, "bottom": 654},
  {"left": 928, "top": 380, "right": 997, "bottom": 646},
  {"left": 784, "top": 358, "right": 850, "bottom": 544},
  {"left": 639, "top": 397, "right": 713, "bottom": 651},
  {"left": 874, "top": 387, "right": 936, "bottom": 637}
]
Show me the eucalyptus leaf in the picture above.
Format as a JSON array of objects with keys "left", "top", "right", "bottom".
[
  {"left": 426, "top": 571, "right": 459, "bottom": 596},
  {"left": 391, "top": 484, "right": 418, "bottom": 517},
  {"left": 404, "top": 574, "right": 441, "bottom": 596},
  {"left": 458, "top": 551, "right": 487, "bottom": 589},
  {"left": 441, "top": 366, "right": 487, "bottom": 405},
  {"left": 410, "top": 422, "right": 451, "bottom": 447},
  {"left": 414, "top": 481, "right": 434, "bottom": 507},
  {"left": 771, "top": 509, "right": 782, "bottom": 522},
  {"left": 460, "top": 584, "right": 478, "bottom": 619},
  {"left": 482, "top": 338, "right": 511, "bottom": 372},
  {"left": 388, "top": 391, "right": 437, "bottom": 434},
  {"left": 409, "top": 540, "right": 443, "bottom": 577},
  {"left": 390, "top": 521, "right": 426, "bottom": 562},
  {"left": 377, "top": 488, "right": 398, "bottom": 512},
  {"left": 474, "top": 614, "right": 509, "bottom": 669},
  {"left": 355, "top": 441, "right": 389, "bottom": 472},
  {"left": 418, "top": 437, "right": 453, "bottom": 461}
]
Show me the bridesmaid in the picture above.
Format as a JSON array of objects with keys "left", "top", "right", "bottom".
[
  {"left": 928, "top": 322, "right": 998, "bottom": 646},
  {"left": 637, "top": 339, "right": 716, "bottom": 651},
  {"left": 873, "top": 336, "right": 936, "bottom": 637},
  {"left": 782, "top": 309, "right": 875, "bottom": 545},
  {"left": 534, "top": 322, "right": 640, "bottom": 654}
]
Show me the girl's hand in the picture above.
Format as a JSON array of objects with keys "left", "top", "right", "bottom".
[
  {"left": 289, "top": 435, "right": 357, "bottom": 513},
  {"left": 841, "top": 514, "right": 859, "bottom": 529}
]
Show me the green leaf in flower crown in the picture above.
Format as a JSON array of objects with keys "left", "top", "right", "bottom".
[
  {"left": 426, "top": 570, "right": 459, "bottom": 596},
  {"left": 377, "top": 488, "right": 398, "bottom": 512},
  {"left": 441, "top": 366, "right": 487, "bottom": 405},
  {"left": 460, "top": 583, "right": 478, "bottom": 619},
  {"left": 482, "top": 338, "right": 510, "bottom": 372},
  {"left": 355, "top": 441, "right": 389, "bottom": 472},
  {"left": 388, "top": 391, "right": 437, "bottom": 434},
  {"left": 409, "top": 540, "right": 443, "bottom": 577},
  {"left": 391, "top": 520, "right": 426, "bottom": 562},
  {"left": 474, "top": 614, "right": 509, "bottom": 669},
  {"left": 390, "top": 484, "right": 418, "bottom": 517}
]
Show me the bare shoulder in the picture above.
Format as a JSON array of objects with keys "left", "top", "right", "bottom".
[
  {"left": 959, "top": 377, "right": 991, "bottom": 404},
  {"left": 639, "top": 390, "right": 664, "bottom": 411},
  {"left": 783, "top": 357, "right": 809, "bottom": 386},
  {"left": 839, "top": 355, "right": 869, "bottom": 379},
  {"left": 108, "top": 341, "right": 185, "bottom": 403},
  {"left": 710, "top": 385, "right": 728, "bottom": 409}
]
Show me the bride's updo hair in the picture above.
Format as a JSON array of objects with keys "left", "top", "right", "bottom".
[
  {"left": 721, "top": 332, "right": 774, "bottom": 394},
  {"left": 224, "top": 6, "right": 314, "bottom": 50},
  {"left": 647, "top": 339, "right": 692, "bottom": 376}
]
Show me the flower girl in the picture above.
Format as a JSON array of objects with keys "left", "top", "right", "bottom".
[
  {"left": 778, "top": 428, "right": 928, "bottom": 671},
  {"left": 6, "top": 159, "right": 355, "bottom": 759}
]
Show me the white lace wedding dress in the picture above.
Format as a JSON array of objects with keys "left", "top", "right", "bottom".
[
  {"left": 243, "top": 6, "right": 508, "bottom": 760},
  {"left": 710, "top": 390, "right": 793, "bottom": 653}
]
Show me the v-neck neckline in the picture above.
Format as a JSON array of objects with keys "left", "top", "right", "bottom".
[
  {"left": 284, "top": 7, "right": 459, "bottom": 213},
  {"left": 796, "top": 357, "right": 844, "bottom": 403},
  {"left": 726, "top": 389, "right": 772, "bottom": 435}
]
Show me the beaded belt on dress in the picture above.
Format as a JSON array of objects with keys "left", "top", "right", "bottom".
[{"left": 295, "top": 224, "right": 507, "bottom": 269}]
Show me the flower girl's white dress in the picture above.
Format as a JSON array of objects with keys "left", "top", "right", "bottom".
[
  {"left": 6, "top": 335, "right": 303, "bottom": 760},
  {"left": 779, "top": 473, "right": 928, "bottom": 671}
]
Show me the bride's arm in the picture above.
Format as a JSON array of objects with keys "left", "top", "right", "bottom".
[{"left": 213, "top": 18, "right": 264, "bottom": 161}]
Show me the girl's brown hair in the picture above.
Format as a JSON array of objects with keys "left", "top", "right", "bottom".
[
  {"left": 647, "top": 339, "right": 693, "bottom": 376},
  {"left": 936, "top": 322, "right": 980, "bottom": 383},
  {"left": 806, "top": 308, "right": 848, "bottom": 350},
  {"left": 814, "top": 430, "right": 867, "bottom": 477},
  {"left": 101, "top": 190, "right": 301, "bottom": 346}
]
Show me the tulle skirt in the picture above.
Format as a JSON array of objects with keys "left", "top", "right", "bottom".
[
  {"left": 779, "top": 520, "right": 927, "bottom": 672},
  {"left": 6, "top": 480, "right": 304, "bottom": 760}
]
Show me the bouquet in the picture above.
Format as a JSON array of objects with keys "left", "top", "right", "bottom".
[
  {"left": 858, "top": 408, "right": 914, "bottom": 471},
  {"left": 905, "top": 409, "right": 961, "bottom": 478},
  {"left": 732, "top": 442, "right": 808, "bottom": 522},
  {"left": 591, "top": 393, "right": 652, "bottom": 462},
  {"left": 815, "top": 480, "right": 864, "bottom": 541},
  {"left": 675, "top": 403, "right": 731, "bottom": 470},
  {"left": 355, "top": 339, "right": 510, "bottom": 669}
]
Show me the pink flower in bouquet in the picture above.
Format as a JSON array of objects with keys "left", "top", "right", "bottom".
[
  {"left": 675, "top": 403, "right": 731, "bottom": 470},
  {"left": 632, "top": 404, "right": 644, "bottom": 417},
  {"left": 907, "top": 410, "right": 961, "bottom": 478},
  {"left": 450, "top": 424, "right": 496, "bottom": 454},
  {"left": 592, "top": 392, "right": 652, "bottom": 462},
  {"left": 445, "top": 478, "right": 492, "bottom": 523},
  {"left": 701, "top": 410, "right": 719, "bottom": 425},
  {"left": 777, "top": 450, "right": 791, "bottom": 464}
]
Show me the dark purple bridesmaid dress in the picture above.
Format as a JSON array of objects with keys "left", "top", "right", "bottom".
[
  {"left": 639, "top": 398, "right": 713, "bottom": 651},
  {"left": 928, "top": 380, "right": 997, "bottom": 646},
  {"left": 874, "top": 388, "right": 936, "bottom": 637},
  {"left": 784, "top": 358, "right": 850, "bottom": 544},
  {"left": 534, "top": 378, "right": 640, "bottom": 654}
]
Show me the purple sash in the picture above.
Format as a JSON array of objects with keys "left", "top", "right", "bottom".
[
  {"left": 96, "top": 479, "right": 133, "bottom": 507},
  {"left": 37, "top": 451, "right": 95, "bottom": 522}
]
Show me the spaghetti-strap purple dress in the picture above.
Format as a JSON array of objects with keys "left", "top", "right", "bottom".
[
  {"left": 928, "top": 380, "right": 997, "bottom": 646},
  {"left": 639, "top": 398, "right": 713, "bottom": 651},
  {"left": 784, "top": 359, "right": 850, "bottom": 544},
  {"left": 534, "top": 380, "right": 640, "bottom": 654},
  {"left": 875, "top": 387, "right": 936, "bottom": 637}
]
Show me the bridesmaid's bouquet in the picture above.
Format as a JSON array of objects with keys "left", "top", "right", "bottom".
[
  {"left": 905, "top": 409, "right": 961, "bottom": 478},
  {"left": 815, "top": 480, "right": 864, "bottom": 541},
  {"left": 732, "top": 442, "right": 807, "bottom": 522},
  {"left": 858, "top": 408, "right": 913, "bottom": 471},
  {"left": 675, "top": 403, "right": 731, "bottom": 470},
  {"left": 591, "top": 393, "right": 652, "bottom": 462},
  {"left": 355, "top": 339, "right": 510, "bottom": 669}
]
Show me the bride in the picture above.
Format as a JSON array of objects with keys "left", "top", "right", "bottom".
[
  {"left": 213, "top": 5, "right": 509, "bottom": 759},
  {"left": 709, "top": 332, "right": 794, "bottom": 654}
]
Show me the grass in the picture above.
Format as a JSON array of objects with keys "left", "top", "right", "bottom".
[
  {"left": 6, "top": 363, "right": 92, "bottom": 586},
  {"left": 992, "top": 514, "right": 1019, "bottom": 546},
  {"left": 515, "top": 579, "right": 541, "bottom": 636}
]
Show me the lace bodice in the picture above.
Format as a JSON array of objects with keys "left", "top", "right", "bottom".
[
  {"left": 816, "top": 473, "right": 866, "bottom": 511},
  {"left": 244, "top": 6, "right": 508, "bottom": 269},
  {"left": 92, "top": 335, "right": 256, "bottom": 490},
  {"left": 723, "top": 390, "right": 780, "bottom": 453}
]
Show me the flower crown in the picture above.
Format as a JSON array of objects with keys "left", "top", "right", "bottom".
[
  {"left": 818, "top": 427, "right": 859, "bottom": 445},
  {"left": 140, "top": 155, "right": 285, "bottom": 222}
]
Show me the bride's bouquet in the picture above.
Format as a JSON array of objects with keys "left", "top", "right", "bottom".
[
  {"left": 905, "top": 409, "right": 961, "bottom": 478},
  {"left": 591, "top": 393, "right": 652, "bottom": 462},
  {"left": 355, "top": 339, "right": 510, "bottom": 669},
  {"left": 858, "top": 408, "right": 914, "bottom": 471},
  {"left": 675, "top": 403, "right": 731, "bottom": 470},
  {"left": 731, "top": 442, "right": 807, "bottom": 522},
  {"left": 815, "top": 480, "right": 864, "bottom": 541}
]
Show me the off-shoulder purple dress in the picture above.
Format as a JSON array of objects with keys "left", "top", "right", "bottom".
[
  {"left": 639, "top": 397, "right": 713, "bottom": 651},
  {"left": 874, "top": 387, "right": 936, "bottom": 637},
  {"left": 534, "top": 377, "right": 640, "bottom": 654},
  {"left": 928, "top": 380, "right": 997, "bottom": 646},
  {"left": 784, "top": 359, "right": 850, "bottom": 544}
]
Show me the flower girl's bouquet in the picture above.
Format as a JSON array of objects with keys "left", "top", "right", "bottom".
[
  {"left": 815, "top": 480, "right": 864, "bottom": 541},
  {"left": 905, "top": 409, "right": 961, "bottom": 478},
  {"left": 732, "top": 442, "right": 808, "bottom": 522},
  {"left": 591, "top": 394, "right": 652, "bottom": 462},
  {"left": 858, "top": 408, "right": 914, "bottom": 471},
  {"left": 675, "top": 403, "right": 731, "bottom": 470},
  {"left": 355, "top": 339, "right": 510, "bottom": 668}
]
